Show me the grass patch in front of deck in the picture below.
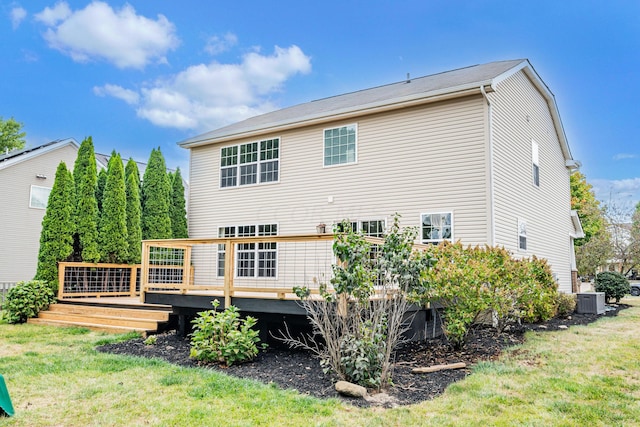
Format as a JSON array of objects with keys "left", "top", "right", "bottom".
[{"left": 1, "top": 299, "right": 640, "bottom": 426}]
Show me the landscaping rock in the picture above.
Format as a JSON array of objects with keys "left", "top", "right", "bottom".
[{"left": 335, "top": 381, "right": 367, "bottom": 398}]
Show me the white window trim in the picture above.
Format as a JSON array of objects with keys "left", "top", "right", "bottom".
[
  {"left": 323, "top": 123, "right": 358, "bottom": 168},
  {"left": 420, "top": 211, "right": 454, "bottom": 244},
  {"left": 29, "top": 185, "right": 51, "bottom": 209},
  {"left": 332, "top": 218, "right": 387, "bottom": 236},
  {"left": 532, "top": 140, "right": 540, "bottom": 187},
  {"left": 518, "top": 218, "right": 527, "bottom": 252},
  {"left": 219, "top": 137, "right": 281, "bottom": 189},
  {"left": 216, "top": 223, "right": 279, "bottom": 279}
]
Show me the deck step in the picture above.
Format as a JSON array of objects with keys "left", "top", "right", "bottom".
[
  {"left": 28, "top": 302, "right": 172, "bottom": 334},
  {"left": 47, "top": 303, "right": 170, "bottom": 321}
]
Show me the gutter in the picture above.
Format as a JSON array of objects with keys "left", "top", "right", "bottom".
[{"left": 480, "top": 84, "right": 496, "bottom": 246}]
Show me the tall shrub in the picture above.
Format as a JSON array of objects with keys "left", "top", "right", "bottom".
[
  {"left": 96, "top": 167, "right": 107, "bottom": 213},
  {"left": 125, "top": 157, "right": 141, "bottom": 190},
  {"left": 34, "top": 162, "right": 75, "bottom": 290},
  {"left": 126, "top": 171, "right": 142, "bottom": 263},
  {"left": 98, "top": 151, "right": 129, "bottom": 263},
  {"left": 287, "top": 216, "right": 431, "bottom": 388},
  {"left": 170, "top": 167, "right": 188, "bottom": 238},
  {"left": 141, "top": 148, "right": 172, "bottom": 239},
  {"left": 595, "top": 271, "right": 630, "bottom": 303},
  {"left": 72, "top": 136, "right": 100, "bottom": 262}
]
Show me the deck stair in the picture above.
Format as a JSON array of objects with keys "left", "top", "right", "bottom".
[{"left": 27, "top": 300, "right": 172, "bottom": 334}]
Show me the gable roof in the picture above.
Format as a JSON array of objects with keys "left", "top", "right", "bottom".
[
  {"left": 178, "top": 59, "right": 573, "bottom": 161},
  {"left": 0, "top": 138, "right": 79, "bottom": 171}
]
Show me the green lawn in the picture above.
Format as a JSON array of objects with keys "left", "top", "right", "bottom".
[{"left": 1, "top": 299, "right": 639, "bottom": 426}]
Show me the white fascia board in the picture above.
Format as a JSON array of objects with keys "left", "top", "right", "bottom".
[
  {"left": 0, "top": 138, "right": 79, "bottom": 171},
  {"left": 570, "top": 210, "right": 585, "bottom": 239}
]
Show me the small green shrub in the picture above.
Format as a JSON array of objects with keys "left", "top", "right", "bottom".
[
  {"left": 555, "top": 292, "right": 577, "bottom": 317},
  {"left": 338, "top": 320, "right": 387, "bottom": 388},
  {"left": 2, "top": 280, "right": 55, "bottom": 324},
  {"left": 190, "top": 299, "right": 263, "bottom": 366},
  {"left": 143, "top": 335, "right": 158, "bottom": 345},
  {"left": 595, "top": 271, "right": 630, "bottom": 303}
]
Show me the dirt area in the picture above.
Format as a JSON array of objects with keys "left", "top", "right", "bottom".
[{"left": 97, "top": 305, "right": 627, "bottom": 407}]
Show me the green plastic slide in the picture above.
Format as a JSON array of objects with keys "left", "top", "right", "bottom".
[{"left": 0, "top": 374, "right": 14, "bottom": 417}]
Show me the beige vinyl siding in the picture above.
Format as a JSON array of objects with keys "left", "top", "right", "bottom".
[
  {"left": 490, "top": 71, "right": 573, "bottom": 291},
  {"left": 0, "top": 144, "right": 78, "bottom": 283},
  {"left": 188, "top": 95, "right": 489, "bottom": 245}
]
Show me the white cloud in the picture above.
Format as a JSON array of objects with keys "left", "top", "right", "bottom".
[
  {"left": 205, "top": 32, "right": 238, "bottom": 55},
  {"left": 10, "top": 7, "right": 27, "bottom": 29},
  {"left": 592, "top": 177, "right": 640, "bottom": 204},
  {"left": 34, "top": 2, "right": 71, "bottom": 26},
  {"left": 613, "top": 153, "right": 637, "bottom": 160},
  {"left": 93, "top": 84, "right": 140, "bottom": 105},
  {"left": 100, "top": 45, "right": 312, "bottom": 131},
  {"left": 35, "top": 1, "right": 179, "bottom": 69}
]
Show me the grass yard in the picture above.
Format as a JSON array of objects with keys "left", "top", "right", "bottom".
[{"left": 1, "top": 298, "right": 639, "bottom": 426}]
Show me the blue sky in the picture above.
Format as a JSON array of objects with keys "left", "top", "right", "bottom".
[{"left": 2, "top": 1, "right": 639, "bottom": 206}]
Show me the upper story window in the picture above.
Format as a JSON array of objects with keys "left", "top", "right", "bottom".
[
  {"left": 335, "top": 219, "right": 385, "bottom": 237},
  {"left": 518, "top": 219, "right": 527, "bottom": 251},
  {"left": 220, "top": 138, "right": 279, "bottom": 188},
  {"left": 532, "top": 140, "right": 539, "bottom": 187},
  {"left": 421, "top": 212, "right": 452, "bottom": 244},
  {"left": 324, "top": 124, "right": 357, "bottom": 166},
  {"left": 30, "top": 185, "right": 51, "bottom": 209}
]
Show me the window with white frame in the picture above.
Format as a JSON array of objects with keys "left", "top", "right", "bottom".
[
  {"left": 324, "top": 124, "right": 357, "bottom": 166},
  {"left": 518, "top": 219, "right": 527, "bottom": 251},
  {"left": 29, "top": 185, "right": 51, "bottom": 209},
  {"left": 421, "top": 212, "right": 452, "bottom": 244},
  {"left": 335, "top": 219, "right": 385, "bottom": 236},
  {"left": 220, "top": 138, "right": 279, "bottom": 188},
  {"left": 532, "top": 140, "right": 539, "bottom": 187},
  {"left": 217, "top": 223, "right": 278, "bottom": 278}
]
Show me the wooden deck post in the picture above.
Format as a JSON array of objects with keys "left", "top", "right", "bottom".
[
  {"left": 223, "top": 239, "right": 234, "bottom": 308},
  {"left": 182, "top": 245, "right": 192, "bottom": 295},
  {"left": 129, "top": 265, "right": 138, "bottom": 298},
  {"left": 57, "top": 262, "right": 65, "bottom": 300},
  {"left": 140, "top": 242, "right": 149, "bottom": 303}
]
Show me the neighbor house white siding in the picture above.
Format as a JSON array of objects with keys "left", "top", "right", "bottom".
[
  {"left": 0, "top": 143, "right": 79, "bottom": 283},
  {"left": 489, "top": 71, "right": 574, "bottom": 291},
  {"left": 188, "top": 95, "right": 490, "bottom": 245}
]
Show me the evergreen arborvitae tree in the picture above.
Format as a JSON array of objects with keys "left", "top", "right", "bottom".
[
  {"left": 96, "top": 167, "right": 107, "bottom": 213},
  {"left": 170, "top": 167, "right": 188, "bottom": 238},
  {"left": 126, "top": 170, "right": 142, "bottom": 263},
  {"left": 35, "top": 162, "right": 75, "bottom": 291},
  {"left": 141, "top": 148, "right": 172, "bottom": 239},
  {"left": 98, "top": 151, "right": 129, "bottom": 263},
  {"left": 125, "top": 158, "right": 141, "bottom": 191},
  {"left": 72, "top": 136, "right": 101, "bottom": 262}
]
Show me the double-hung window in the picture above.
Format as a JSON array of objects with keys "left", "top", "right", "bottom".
[
  {"left": 217, "top": 223, "right": 278, "bottom": 278},
  {"left": 532, "top": 140, "right": 540, "bottom": 187},
  {"left": 220, "top": 138, "right": 279, "bottom": 188},
  {"left": 518, "top": 219, "right": 527, "bottom": 251},
  {"left": 421, "top": 212, "right": 452, "bottom": 244},
  {"left": 324, "top": 124, "right": 357, "bottom": 166}
]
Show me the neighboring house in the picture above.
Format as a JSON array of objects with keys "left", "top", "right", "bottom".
[
  {"left": 0, "top": 139, "right": 88, "bottom": 284},
  {"left": 178, "top": 59, "right": 583, "bottom": 293},
  {"left": 0, "top": 139, "right": 184, "bottom": 285}
]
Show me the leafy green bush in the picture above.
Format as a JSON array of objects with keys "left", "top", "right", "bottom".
[
  {"left": 555, "top": 292, "right": 577, "bottom": 318},
  {"left": 595, "top": 271, "right": 630, "bottom": 303},
  {"left": 2, "top": 280, "right": 55, "bottom": 324},
  {"left": 516, "top": 256, "right": 558, "bottom": 323},
  {"left": 338, "top": 320, "right": 387, "bottom": 388},
  {"left": 190, "top": 300, "right": 263, "bottom": 366}
]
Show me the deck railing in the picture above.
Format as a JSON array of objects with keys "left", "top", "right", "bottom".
[
  {"left": 58, "top": 262, "right": 141, "bottom": 299},
  {"left": 141, "top": 234, "right": 337, "bottom": 306}
]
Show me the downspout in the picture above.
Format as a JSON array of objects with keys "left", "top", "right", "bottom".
[{"left": 480, "top": 85, "right": 496, "bottom": 246}]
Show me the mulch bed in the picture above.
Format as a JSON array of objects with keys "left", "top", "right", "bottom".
[{"left": 96, "top": 304, "right": 627, "bottom": 407}]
